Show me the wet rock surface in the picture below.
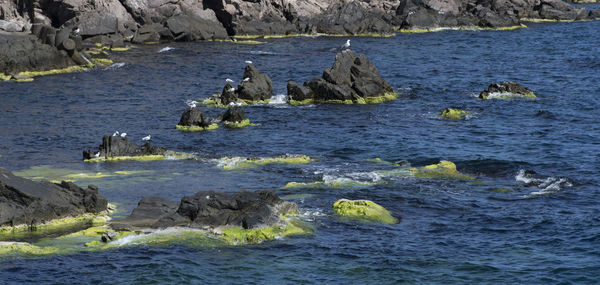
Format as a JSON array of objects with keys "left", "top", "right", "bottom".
[
  {"left": 0, "top": 167, "right": 108, "bottom": 228},
  {"left": 82, "top": 135, "right": 167, "bottom": 160},
  {"left": 178, "top": 107, "right": 213, "bottom": 128},
  {"left": 479, "top": 81, "right": 535, "bottom": 99},
  {"left": 110, "top": 190, "right": 298, "bottom": 231}
]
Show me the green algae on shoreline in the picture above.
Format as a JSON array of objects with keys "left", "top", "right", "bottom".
[
  {"left": 288, "top": 92, "right": 398, "bottom": 106},
  {"left": 84, "top": 151, "right": 194, "bottom": 162},
  {"left": 175, "top": 124, "right": 219, "bottom": 132}
]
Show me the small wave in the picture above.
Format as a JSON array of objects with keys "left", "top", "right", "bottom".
[
  {"left": 516, "top": 169, "right": 573, "bottom": 198},
  {"left": 484, "top": 92, "right": 535, "bottom": 99},
  {"left": 104, "top": 62, "right": 126, "bottom": 70},
  {"left": 249, "top": 50, "right": 278, "bottom": 55},
  {"left": 158, "top": 47, "right": 175, "bottom": 53}
]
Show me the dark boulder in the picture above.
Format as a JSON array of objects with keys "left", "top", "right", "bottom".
[
  {"left": 479, "top": 81, "right": 535, "bottom": 99},
  {"left": 290, "top": 49, "right": 393, "bottom": 104},
  {"left": 220, "top": 106, "right": 248, "bottom": 123},
  {"left": 237, "top": 64, "right": 274, "bottom": 102},
  {"left": 111, "top": 190, "right": 298, "bottom": 231},
  {"left": 177, "top": 107, "right": 212, "bottom": 128},
  {"left": 310, "top": 1, "right": 394, "bottom": 35},
  {"left": 0, "top": 167, "right": 108, "bottom": 228},
  {"left": 0, "top": 33, "right": 75, "bottom": 74},
  {"left": 167, "top": 14, "right": 228, "bottom": 41},
  {"left": 220, "top": 83, "right": 240, "bottom": 105},
  {"left": 82, "top": 135, "right": 167, "bottom": 160}
]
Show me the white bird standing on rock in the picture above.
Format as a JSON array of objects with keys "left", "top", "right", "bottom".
[
  {"left": 245, "top": 60, "right": 252, "bottom": 64},
  {"left": 342, "top": 39, "right": 350, "bottom": 49},
  {"left": 142, "top": 135, "right": 151, "bottom": 141},
  {"left": 120, "top": 132, "right": 127, "bottom": 138},
  {"left": 225, "top": 78, "right": 234, "bottom": 83},
  {"left": 112, "top": 131, "right": 119, "bottom": 136},
  {"left": 243, "top": 77, "right": 250, "bottom": 82},
  {"left": 186, "top": 100, "right": 198, "bottom": 108},
  {"left": 227, "top": 87, "right": 235, "bottom": 92},
  {"left": 94, "top": 152, "right": 100, "bottom": 158}
]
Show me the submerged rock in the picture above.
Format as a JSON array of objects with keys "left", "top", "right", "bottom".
[
  {"left": 176, "top": 107, "right": 218, "bottom": 131},
  {"left": 479, "top": 82, "right": 536, "bottom": 99},
  {"left": 287, "top": 49, "right": 396, "bottom": 105},
  {"left": 83, "top": 135, "right": 186, "bottom": 162},
  {"left": 439, "top": 108, "right": 470, "bottom": 120},
  {"left": 0, "top": 167, "right": 108, "bottom": 233},
  {"left": 409, "top": 160, "right": 474, "bottom": 180},
  {"left": 332, "top": 199, "right": 398, "bottom": 224}
]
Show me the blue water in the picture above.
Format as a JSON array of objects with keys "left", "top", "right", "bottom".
[{"left": 1, "top": 20, "right": 600, "bottom": 283}]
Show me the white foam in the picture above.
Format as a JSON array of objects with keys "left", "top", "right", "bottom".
[
  {"left": 104, "top": 62, "right": 126, "bottom": 70},
  {"left": 268, "top": 94, "right": 288, "bottom": 105},
  {"left": 158, "top": 47, "right": 175, "bottom": 53},
  {"left": 484, "top": 92, "right": 530, "bottom": 99}
]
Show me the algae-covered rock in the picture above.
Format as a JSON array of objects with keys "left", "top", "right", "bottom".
[
  {"left": 287, "top": 49, "right": 396, "bottom": 105},
  {"left": 214, "top": 106, "right": 252, "bottom": 128},
  {"left": 83, "top": 135, "right": 190, "bottom": 161},
  {"left": 0, "top": 167, "right": 109, "bottom": 235},
  {"left": 332, "top": 199, "right": 398, "bottom": 224},
  {"left": 479, "top": 81, "right": 536, "bottom": 99},
  {"left": 204, "top": 64, "right": 273, "bottom": 106},
  {"left": 409, "top": 160, "right": 473, "bottom": 180},
  {"left": 216, "top": 154, "right": 311, "bottom": 170},
  {"left": 439, "top": 108, "right": 470, "bottom": 120},
  {"left": 176, "top": 107, "right": 218, "bottom": 131}
]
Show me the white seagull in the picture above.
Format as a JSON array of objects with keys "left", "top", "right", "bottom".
[
  {"left": 94, "top": 152, "right": 100, "bottom": 158},
  {"left": 186, "top": 100, "right": 198, "bottom": 108},
  {"left": 120, "top": 132, "right": 127, "bottom": 138},
  {"left": 245, "top": 60, "right": 252, "bottom": 64},
  {"left": 243, "top": 77, "right": 250, "bottom": 82},
  {"left": 142, "top": 135, "right": 151, "bottom": 141},
  {"left": 342, "top": 39, "right": 350, "bottom": 49},
  {"left": 112, "top": 131, "right": 119, "bottom": 136},
  {"left": 225, "top": 78, "right": 234, "bottom": 83},
  {"left": 227, "top": 87, "right": 235, "bottom": 92}
]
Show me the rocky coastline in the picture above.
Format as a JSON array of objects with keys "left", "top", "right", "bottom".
[{"left": 1, "top": 0, "right": 598, "bottom": 74}]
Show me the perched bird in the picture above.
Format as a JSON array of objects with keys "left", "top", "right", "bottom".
[
  {"left": 227, "top": 87, "right": 235, "bottom": 92},
  {"left": 94, "top": 152, "right": 100, "bottom": 158},
  {"left": 225, "top": 78, "right": 234, "bottom": 83},
  {"left": 243, "top": 77, "right": 250, "bottom": 82},
  {"left": 112, "top": 131, "right": 119, "bottom": 136},
  {"left": 120, "top": 132, "right": 127, "bottom": 138},
  {"left": 342, "top": 39, "right": 350, "bottom": 49},
  {"left": 72, "top": 27, "right": 80, "bottom": 36},
  {"left": 245, "top": 60, "right": 252, "bottom": 64},
  {"left": 142, "top": 135, "right": 151, "bottom": 141},
  {"left": 186, "top": 100, "right": 198, "bottom": 108}
]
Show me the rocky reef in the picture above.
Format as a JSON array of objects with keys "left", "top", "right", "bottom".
[
  {"left": 205, "top": 64, "right": 273, "bottom": 106},
  {"left": 0, "top": 167, "right": 109, "bottom": 236},
  {"left": 83, "top": 135, "right": 189, "bottom": 162},
  {"left": 479, "top": 81, "right": 536, "bottom": 99},
  {"left": 333, "top": 199, "right": 398, "bottom": 224},
  {"left": 439, "top": 108, "right": 470, "bottom": 120},
  {"left": 287, "top": 49, "right": 396, "bottom": 105}
]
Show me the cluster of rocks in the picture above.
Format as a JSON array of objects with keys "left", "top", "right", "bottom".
[
  {"left": 208, "top": 64, "right": 274, "bottom": 106},
  {"left": 82, "top": 135, "right": 167, "bottom": 160},
  {"left": 287, "top": 49, "right": 395, "bottom": 105},
  {"left": 177, "top": 106, "right": 250, "bottom": 130},
  {"left": 479, "top": 81, "right": 536, "bottom": 99},
  {"left": 110, "top": 190, "right": 298, "bottom": 231},
  {"left": 0, "top": 167, "right": 108, "bottom": 229}
]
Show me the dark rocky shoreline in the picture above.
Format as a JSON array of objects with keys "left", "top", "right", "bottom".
[{"left": 1, "top": 0, "right": 598, "bottom": 74}]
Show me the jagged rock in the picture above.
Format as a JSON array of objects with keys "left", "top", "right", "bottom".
[
  {"left": 479, "top": 81, "right": 536, "bottom": 99},
  {"left": 289, "top": 49, "right": 394, "bottom": 104},
  {"left": 82, "top": 135, "right": 167, "bottom": 160},
  {"left": 0, "top": 167, "right": 108, "bottom": 228},
  {"left": 0, "top": 33, "right": 75, "bottom": 74},
  {"left": 310, "top": 1, "right": 395, "bottom": 35},
  {"left": 237, "top": 64, "right": 273, "bottom": 102},
  {"left": 177, "top": 107, "right": 212, "bottom": 128},
  {"left": 220, "top": 83, "right": 240, "bottom": 105},
  {"left": 111, "top": 190, "right": 298, "bottom": 231}
]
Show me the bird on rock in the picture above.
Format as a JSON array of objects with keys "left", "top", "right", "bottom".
[{"left": 142, "top": 135, "right": 151, "bottom": 141}]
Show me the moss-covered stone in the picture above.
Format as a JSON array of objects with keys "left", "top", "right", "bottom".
[
  {"left": 409, "top": 160, "right": 474, "bottom": 180},
  {"left": 217, "top": 154, "right": 311, "bottom": 170},
  {"left": 332, "top": 199, "right": 398, "bottom": 224},
  {"left": 0, "top": 211, "right": 112, "bottom": 240},
  {"left": 84, "top": 151, "right": 194, "bottom": 162},
  {"left": 0, "top": 242, "right": 59, "bottom": 256},
  {"left": 439, "top": 108, "right": 470, "bottom": 120},
  {"left": 175, "top": 123, "right": 219, "bottom": 132},
  {"left": 219, "top": 218, "right": 311, "bottom": 245},
  {"left": 223, "top": 119, "right": 252, "bottom": 128},
  {"left": 91, "top": 58, "right": 114, "bottom": 66},
  {"left": 288, "top": 99, "right": 315, "bottom": 106}
]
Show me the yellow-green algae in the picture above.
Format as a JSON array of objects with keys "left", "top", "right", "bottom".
[
  {"left": 219, "top": 218, "right": 312, "bottom": 245},
  {"left": 14, "top": 65, "right": 88, "bottom": 79},
  {"left": 281, "top": 179, "right": 374, "bottom": 189},
  {"left": 217, "top": 154, "right": 311, "bottom": 170},
  {"left": 0, "top": 242, "right": 59, "bottom": 256},
  {"left": 242, "top": 99, "right": 270, "bottom": 104},
  {"left": 175, "top": 123, "right": 219, "bottom": 132},
  {"left": 439, "top": 108, "right": 470, "bottom": 120},
  {"left": 409, "top": 160, "right": 474, "bottom": 180},
  {"left": 223, "top": 119, "right": 252, "bottom": 128},
  {"left": 14, "top": 166, "right": 154, "bottom": 183},
  {"left": 0, "top": 211, "right": 111, "bottom": 239},
  {"left": 289, "top": 93, "right": 397, "bottom": 106},
  {"left": 288, "top": 99, "right": 315, "bottom": 106},
  {"left": 91, "top": 58, "right": 114, "bottom": 66},
  {"left": 332, "top": 199, "right": 398, "bottom": 224},
  {"left": 84, "top": 151, "right": 194, "bottom": 162}
]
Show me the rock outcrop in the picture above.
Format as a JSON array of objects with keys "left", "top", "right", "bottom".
[
  {"left": 206, "top": 64, "right": 273, "bottom": 106},
  {"left": 0, "top": 167, "right": 108, "bottom": 230},
  {"left": 287, "top": 49, "right": 396, "bottom": 105},
  {"left": 111, "top": 190, "right": 298, "bottom": 231},
  {"left": 176, "top": 107, "right": 218, "bottom": 131},
  {"left": 479, "top": 81, "right": 536, "bottom": 99},
  {"left": 82, "top": 135, "right": 167, "bottom": 160},
  {"left": 332, "top": 199, "right": 398, "bottom": 224},
  {"left": 216, "top": 106, "right": 251, "bottom": 128}
]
